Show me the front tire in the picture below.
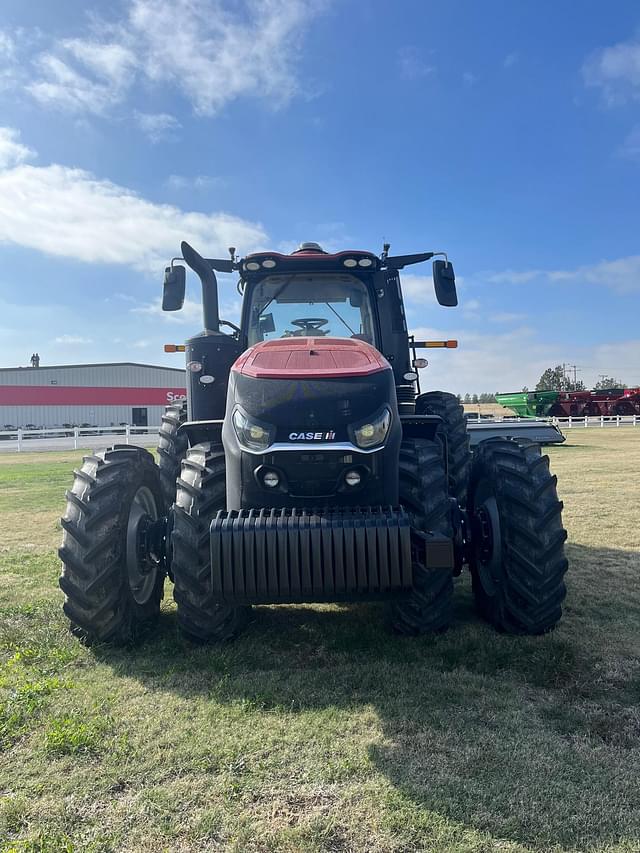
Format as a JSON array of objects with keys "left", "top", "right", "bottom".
[
  {"left": 415, "top": 391, "right": 471, "bottom": 505},
  {"left": 157, "top": 401, "right": 188, "bottom": 510},
  {"left": 468, "top": 438, "right": 568, "bottom": 634},
  {"left": 386, "top": 438, "right": 454, "bottom": 634},
  {"left": 171, "top": 443, "right": 250, "bottom": 642},
  {"left": 59, "top": 446, "right": 165, "bottom": 644}
]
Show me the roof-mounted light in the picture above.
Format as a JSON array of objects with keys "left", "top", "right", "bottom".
[
  {"left": 358, "top": 258, "right": 373, "bottom": 267},
  {"left": 262, "top": 259, "right": 276, "bottom": 269},
  {"left": 343, "top": 258, "right": 358, "bottom": 268},
  {"left": 245, "top": 261, "right": 260, "bottom": 271}
]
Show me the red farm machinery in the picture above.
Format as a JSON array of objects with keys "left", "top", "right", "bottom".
[{"left": 58, "top": 240, "right": 569, "bottom": 645}]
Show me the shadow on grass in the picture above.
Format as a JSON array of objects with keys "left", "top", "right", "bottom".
[{"left": 92, "top": 542, "right": 640, "bottom": 851}]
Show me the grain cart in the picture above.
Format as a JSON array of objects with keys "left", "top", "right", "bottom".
[{"left": 59, "top": 241, "right": 568, "bottom": 643}]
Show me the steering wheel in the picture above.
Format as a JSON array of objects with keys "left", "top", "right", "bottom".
[
  {"left": 220, "top": 319, "right": 241, "bottom": 337},
  {"left": 290, "top": 318, "right": 329, "bottom": 335}
]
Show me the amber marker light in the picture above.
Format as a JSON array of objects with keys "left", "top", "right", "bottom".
[{"left": 413, "top": 340, "right": 458, "bottom": 349}]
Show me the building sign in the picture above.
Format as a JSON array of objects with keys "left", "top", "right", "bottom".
[{"left": 0, "top": 387, "right": 187, "bottom": 406}]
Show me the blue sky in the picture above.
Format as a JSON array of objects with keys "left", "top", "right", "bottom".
[{"left": 0, "top": 0, "right": 638, "bottom": 394}]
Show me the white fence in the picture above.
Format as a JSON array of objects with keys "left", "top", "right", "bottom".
[
  {"left": 0, "top": 425, "right": 160, "bottom": 453},
  {"left": 552, "top": 415, "right": 638, "bottom": 429},
  {"left": 465, "top": 414, "right": 639, "bottom": 429},
  {"left": 1, "top": 415, "right": 638, "bottom": 453}
]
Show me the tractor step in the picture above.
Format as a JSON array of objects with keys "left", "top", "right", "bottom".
[{"left": 209, "top": 506, "right": 454, "bottom": 605}]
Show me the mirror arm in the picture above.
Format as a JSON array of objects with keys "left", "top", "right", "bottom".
[{"left": 383, "top": 251, "right": 434, "bottom": 270}]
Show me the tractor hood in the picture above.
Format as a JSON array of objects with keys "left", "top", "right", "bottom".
[
  {"left": 223, "top": 337, "right": 400, "bottom": 448},
  {"left": 231, "top": 337, "right": 390, "bottom": 380}
]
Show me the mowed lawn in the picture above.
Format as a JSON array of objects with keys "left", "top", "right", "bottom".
[{"left": 1, "top": 432, "right": 639, "bottom": 852}]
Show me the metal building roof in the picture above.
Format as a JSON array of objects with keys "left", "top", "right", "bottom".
[{"left": 0, "top": 362, "right": 184, "bottom": 374}]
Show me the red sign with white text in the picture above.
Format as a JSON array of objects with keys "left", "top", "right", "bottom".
[{"left": 0, "top": 386, "right": 187, "bottom": 406}]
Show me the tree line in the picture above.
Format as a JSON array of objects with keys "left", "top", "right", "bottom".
[
  {"left": 456, "top": 367, "right": 628, "bottom": 403},
  {"left": 456, "top": 393, "right": 498, "bottom": 404},
  {"left": 534, "top": 366, "right": 627, "bottom": 392}
]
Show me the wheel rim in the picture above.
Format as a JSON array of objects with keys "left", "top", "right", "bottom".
[
  {"left": 472, "top": 477, "right": 502, "bottom": 597},
  {"left": 126, "top": 486, "right": 160, "bottom": 605}
]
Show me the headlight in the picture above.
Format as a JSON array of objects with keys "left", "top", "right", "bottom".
[
  {"left": 353, "top": 407, "right": 392, "bottom": 449},
  {"left": 232, "top": 409, "right": 274, "bottom": 452}
]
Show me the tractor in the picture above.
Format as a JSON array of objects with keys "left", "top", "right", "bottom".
[{"left": 59, "top": 240, "right": 568, "bottom": 643}]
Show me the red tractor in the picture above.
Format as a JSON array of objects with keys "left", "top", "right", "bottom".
[{"left": 59, "top": 240, "right": 568, "bottom": 644}]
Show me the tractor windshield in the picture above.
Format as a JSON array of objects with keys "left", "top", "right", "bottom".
[{"left": 246, "top": 274, "right": 376, "bottom": 345}]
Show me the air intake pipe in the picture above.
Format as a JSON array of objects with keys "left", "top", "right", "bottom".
[{"left": 181, "top": 240, "right": 220, "bottom": 333}]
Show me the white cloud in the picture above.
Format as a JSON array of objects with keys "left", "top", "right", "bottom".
[
  {"left": 618, "top": 125, "right": 640, "bottom": 160},
  {"left": 0, "top": 127, "right": 36, "bottom": 169},
  {"left": 411, "top": 324, "right": 555, "bottom": 394},
  {"left": 548, "top": 256, "right": 640, "bottom": 293},
  {"left": 54, "top": 334, "right": 93, "bottom": 344},
  {"left": 62, "top": 38, "right": 136, "bottom": 88},
  {"left": 132, "top": 292, "right": 241, "bottom": 325},
  {"left": 398, "top": 46, "right": 435, "bottom": 81},
  {"left": 0, "top": 30, "right": 15, "bottom": 59},
  {"left": 26, "top": 0, "right": 323, "bottom": 117},
  {"left": 491, "top": 312, "right": 527, "bottom": 324},
  {"left": 488, "top": 257, "right": 640, "bottom": 294},
  {"left": 28, "top": 53, "right": 125, "bottom": 114},
  {"left": 588, "top": 339, "right": 640, "bottom": 384},
  {"left": 166, "top": 174, "right": 224, "bottom": 190},
  {"left": 503, "top": 52, "right": 518, "bottom": 69},
  {"left": 462, "top": 298, "right": 480, "bottom": 315},
  {"left": 411, "top": 323, "right": 640, "bottom": 394},
  {"left": 488, "top": 269, "right": 543, "bottom": 284},
  {"left": 400, "top": 274, "right": 438, "bottom": 305},
  {"left": 462, "top": 71, "right": 477, "bottom": 86},
  {"left": 582, "top": 37, "right": 640, "bottom": 104},
  {"left": 0, "top": 129, "right": 268, "bottom": 272},
  {"left": 135, "top": 111, "right": 181, "bottom": 142}
]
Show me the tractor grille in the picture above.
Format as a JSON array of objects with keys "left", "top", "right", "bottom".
[{"left": 210, "top": 506, "right": 413, "bottom": 604}]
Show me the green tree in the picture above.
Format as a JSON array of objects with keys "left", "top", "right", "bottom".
[
  {"left": 463, "top": 393, "right": 471, "bottom": 404},
  {"left": 536, "top": 365, "right": 585, "bottom": 392},
  {"left": 472, "top": 393, "right": 479, "bottom": 404},
  {"left": 593, "top": 376, "right": 626, "bottom": 390}
]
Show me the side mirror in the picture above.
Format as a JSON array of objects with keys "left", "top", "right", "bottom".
[
  {"left": 433, "top": 260, "right": 458, "bottom": 307},
  {"left": 162, "top": 266, "right": 186, "bottom": 311},
  {"left": 258, "top": 313, "right": 276, "bottom": 334}
]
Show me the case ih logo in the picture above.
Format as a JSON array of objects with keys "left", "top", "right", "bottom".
[{"left": 288, "top": 431, "right": 336, "bottom": 441}]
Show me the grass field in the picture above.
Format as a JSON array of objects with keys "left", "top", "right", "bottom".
[{"left": 1, "top": 431, "right": 639, "bottom": 852}]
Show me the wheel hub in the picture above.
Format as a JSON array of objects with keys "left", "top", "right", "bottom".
[
  {"left": 470, "top": 480, "right": 502, "bottom": 597},
  {"left": 126, "top": 486, "right": 165, "bottom": 605}
]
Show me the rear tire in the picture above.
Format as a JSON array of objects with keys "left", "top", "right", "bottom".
[
  {"left": 415, "top": 391, "right": 471, "bottom": 505},
  {"left": 58, "top": 446, "right": 165, "bottom": 644},
  {"left": 386, "top": 438, "right": 454, "bottom": 634},
  {"left": 171, "top": 443, "right": 250, "bottom": 642},
  {"left": 468, "top": 438, "right": 568, "bottom": 634},
  {"left": 157, "top": 401, "right": 188, "bottom": 510}
]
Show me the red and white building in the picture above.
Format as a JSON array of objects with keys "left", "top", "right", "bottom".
[{"left": 0, "top": 362, "right": 186, "bottom": 429}]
